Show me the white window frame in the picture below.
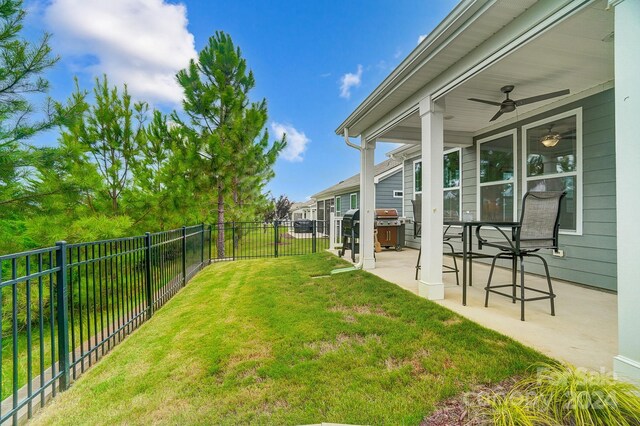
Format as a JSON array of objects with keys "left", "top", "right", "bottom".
[
  {"left": 413, "top": 159, "right": 422, "bottom": 195},
  {"left": 393, "top": 190, "right": 403, "bottom": 198},
  {"left": 443, "top": 147, "right": 462, "bottom": 220},
  {"left": 335, "top": 196, "right": 341, "bottom": 217},
  {"left": 521, "top": 108, "right": 583, "bottom": 235},
  {"left": 476, "top": 129, "right": 518, "bottom": 222},
  {"left": 350, "top": 193, "right": 358, "bottom": 209}
]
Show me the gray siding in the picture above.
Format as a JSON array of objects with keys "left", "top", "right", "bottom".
[
  {"left": 404, "top": 89, "right": 616, "bottom": 291},
  {"left": 335, "top": 192, "right": 358, "bottom": 216},
  {"left": 376, "top": 170, "right": 403, "bottom": 213},
  {"left": 333, "top": 170, "right": 403, "bottom": 217}
]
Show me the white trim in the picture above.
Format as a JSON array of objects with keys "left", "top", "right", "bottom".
[
  {"left": 444, "top": 147, "right": 462, "bottom": 220},
  {"left": 373, "top": 164, "right": 403, "bottom": 184},
  {"left": 336, "top": 0, "right": 483, "bottom": 137},
  {"left": 521, "top": 107, "right": 583, "bottom": 235},
  {"left": 393, "top": 190, "right": 403, "bottom": 198},
  {"left": 335, "top": 195, "right": 342, "bottom": 217},
  {"left": 401, "top": 163, "right": 405, "bottom": 217},
  {"left": 614, "top": 356, "right": 640, "bottom": 383},
  {"left": 350, "top": 193, "right": 358, "bottom": 210},
  {"left": 476, "top": 129, "right": 518, "bottom": 222},
  {"left": 413, "top": 159, "right": 423, "bottom": 195}
]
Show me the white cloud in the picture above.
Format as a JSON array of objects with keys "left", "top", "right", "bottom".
[
  {"left": 417, "top": 34, "right": 427, "bottom": 44},
  {"left": 271, "top": 122, "right": 309, "bottom": 163},
  {"left": 339, "top": 64, "right": 362, "bottom": 99},
  {"left": 44, "top": 0, "right": 197, "bottom": 106}
]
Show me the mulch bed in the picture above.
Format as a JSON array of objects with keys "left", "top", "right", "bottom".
[{"left": 421, "top": 376, "right": 521, "bottom": 426}]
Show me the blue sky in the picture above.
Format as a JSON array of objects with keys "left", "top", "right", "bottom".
[{"left": 24, "top": 0, "right": 457, "bottom": 202}]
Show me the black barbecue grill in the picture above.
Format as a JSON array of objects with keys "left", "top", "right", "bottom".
[
  {"left": 339, "top": 209, "right": 359, "bottom": 262},
  {"left": 374, "top": 208, "right": 405, "bottom": 251}
]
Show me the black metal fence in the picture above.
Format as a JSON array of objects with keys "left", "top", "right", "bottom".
[
  {"left": 210, "top": 220, "right": 329, "bottom": 260},
  {"left": 0, "top": 221, "right": 326, "bottom": 424}
]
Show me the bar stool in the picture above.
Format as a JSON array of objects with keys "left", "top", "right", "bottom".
[{"left": 412, "top": 194, "right": 460, "bottom": 284}]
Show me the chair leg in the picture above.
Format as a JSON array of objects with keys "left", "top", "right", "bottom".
[
  {"left": 484, "top": 255, "right": 500, "bottom": 307},
  {"left": 531, "top": 254, "right": 556, "bottom": 317},
  {"left": 415, "top": 247, "right": 421, "bottom": 280},
  {"left": 512, "top": 255, "right": 517, "bottom": 303},
  {"left": 443, "top": 241, "right": 460, "bottom": 286},
  {"left": 452, "top": 250, "right": 459, "bottom": 286},
  {"left": 519, "top": 255, "right": 526, "bottom": 321}
]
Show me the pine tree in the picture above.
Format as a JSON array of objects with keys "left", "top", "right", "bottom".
[
  {"left": 174, "top": 31, "right": 284, "bottom": 257},
  {"left": 0, "top": 0, "right": 58, "bottom": 253},
  {"left": 59, "top": 76, "right": 149, "bottom": 214}
]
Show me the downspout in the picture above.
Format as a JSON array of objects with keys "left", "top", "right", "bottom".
[
  {"left": 341, "top": 128, "right": 364, "bottom": 271},
  {"left": 343, "top": 128, "right": 363, "bottom": 151}
]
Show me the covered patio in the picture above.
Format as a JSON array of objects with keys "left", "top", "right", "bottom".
[
  {"left": 335, "top": 0, "right": 639, "bottom": 381},
  {"left": 367, "top": 249, "right": 616, "bottom": 370}
]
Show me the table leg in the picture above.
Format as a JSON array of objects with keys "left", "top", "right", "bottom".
[
  {"left": 469, "top": 225, "right": 473, "bottom": 288},
  {"left": 462, "top": 225, "right": 468, "bottom": 306}
]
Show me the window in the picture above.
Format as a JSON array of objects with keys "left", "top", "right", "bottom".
[
  {"left": 523, "top": 109, "right": 581, "bottom": 233},
  {"left": 414, "top": 160, "right": 422, "bottom": 194},
  {"left": 393, "top": 190, "right": 403, "bottom": 198},
  {"left": 350, "top": 193, "right": 357, "bottom": 209},
  {"left": 335, "top": 196, "right": 341, "bottom": 217},
  {"left": 477, "top": 130, "right": 517, "bottom": 221},
  {"left": 443, "top": 148, "right": 461, "bottom": 220}
]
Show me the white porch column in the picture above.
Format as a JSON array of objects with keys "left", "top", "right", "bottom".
[
  {"left": 612, "top": 0, "right": 640, "bottom": 383},
  {"left": 418, "top": 96, "right": 444, "bottom": 299},
  {"left": 359, "top": 137, "right": 376, "bottom": 269}
]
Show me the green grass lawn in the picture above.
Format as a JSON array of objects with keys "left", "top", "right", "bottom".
[{"left": 32, "top": 252, "right": 546, "bottom": 425}]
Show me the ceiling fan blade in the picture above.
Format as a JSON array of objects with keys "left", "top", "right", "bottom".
[
  {"left": 489, "top": 110, "right": 503, "bottom": 122},
  {"left": 468, "top": 98, "right": 503, "bottom": 107},
  {"left": 514, "top": 89, "right": 570, "bottom": 107}
]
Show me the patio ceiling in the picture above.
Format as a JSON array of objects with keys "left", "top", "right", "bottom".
[{"left": 378, "top": 1, "right": 614, "bottom": 143}]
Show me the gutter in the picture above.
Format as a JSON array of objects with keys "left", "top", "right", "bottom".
[{"left": 334, "top": 0, "right": 487, "bottom": 136}]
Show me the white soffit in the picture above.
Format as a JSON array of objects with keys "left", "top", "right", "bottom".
[{"left": 441, "top": 1, "right": 613, "bottom": 133}]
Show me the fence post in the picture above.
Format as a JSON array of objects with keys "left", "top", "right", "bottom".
[
  {"left": 55, "top": 241, "right": 70, "bottom": 391},
  {"left": 182, "top": 226, "right": 187, "bottom": 285},
  {"left": 145, "top": 232, "right": 153, "bottom": 318},
  {"left": 208, "top": 224, "right": 212, "bottom": 264},
  {"left": 274, "top": 221, "right": 279, "bottom": 258},
  {"left": 232, "top": 222, "right": 236, "bottom": 261},
  {"left": 200, "top": 223, "right": 205, "bottom": 268},
  {"left": 329, "top": 212, "right": 336, "bottom": 249},
  {"left": 312, "top": 220, "right": 317, "bottom": 253}
]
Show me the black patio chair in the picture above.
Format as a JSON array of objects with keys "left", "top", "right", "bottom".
[
  {"left": 412, "top": 194, "right": 460, "bottom": 283},
  {"left": 476, "top": 191, "right": 566, "bottom": 321}
]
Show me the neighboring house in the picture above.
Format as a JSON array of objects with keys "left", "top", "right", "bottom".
[
  {"left": 311, "top": 158, "right": 403, "bottom": 223},
  {"left": 334, "top": 0, "right": 639, "bottom": 381},
  {"left": 290, "top": 199, "right": 316, "bottom": 221}
]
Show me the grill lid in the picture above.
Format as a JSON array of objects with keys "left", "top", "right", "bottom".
[
  {"left": 374, "top": 208, "right": 399, "bottom": 219},
  {"left": 343, "top": 209, "right": 360, "bottom": 222}
]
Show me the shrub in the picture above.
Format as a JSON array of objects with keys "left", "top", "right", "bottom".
[{"left": 478, "top": 362, "right": 640, "bottom": 426}]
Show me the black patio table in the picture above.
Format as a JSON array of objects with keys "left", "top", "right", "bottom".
[{"left": 444, "top": 220, "right": 519, "bottom": 306}]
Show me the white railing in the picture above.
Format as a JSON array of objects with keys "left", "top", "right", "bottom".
[{"left": 329, "top": 213, "right": 343, "bottom": 249}]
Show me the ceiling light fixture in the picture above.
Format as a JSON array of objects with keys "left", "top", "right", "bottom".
[{"left": 540, "top": 124, "right": 561, "bottom": 147}]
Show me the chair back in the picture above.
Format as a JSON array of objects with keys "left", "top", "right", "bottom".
[
  {"left": 518, "top": 191, "right": 566, "bottom": 248},
  {"left": 411, "top": 194, "right": 422, "bottom": 238}
]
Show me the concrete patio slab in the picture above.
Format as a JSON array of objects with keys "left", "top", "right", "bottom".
[{"left": 335, "top": 248, "right": 617, "bottom": 371}]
